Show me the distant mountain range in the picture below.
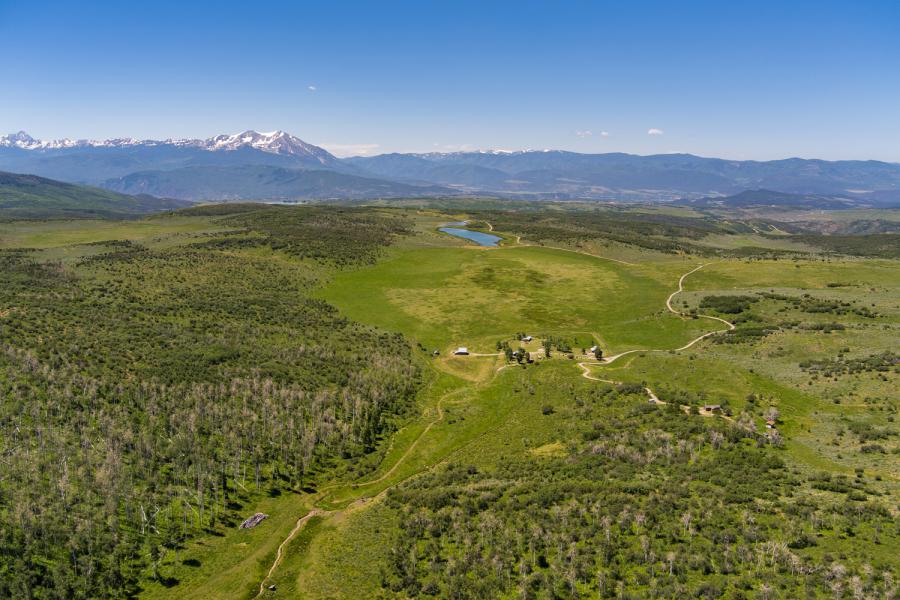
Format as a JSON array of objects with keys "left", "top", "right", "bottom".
[
  {"left": 103, "top": 165, "right": 452, "bottom": 201},
  {"left": 0, "top": 129, "right": 336, "bottom": 161},
  {"left": 3, "top": 129, "right": 900, "bottom": 204},
  {"left": 0, "top": 171, "right": 190, "bottom": 219}
]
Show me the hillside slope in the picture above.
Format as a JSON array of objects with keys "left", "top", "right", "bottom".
[
  {"left": 103, "top": 165, "right": 457, "bottom": 201},
  {"left": 0, "top": 171, "right": 190, "bottom": 218},
  {"left": 679, "top": 189, "right": 868, "bottom": 210}
]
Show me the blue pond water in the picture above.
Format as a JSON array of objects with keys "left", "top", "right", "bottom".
[{"left": 439, "top": 226, "right": 502, "bottom": 247}]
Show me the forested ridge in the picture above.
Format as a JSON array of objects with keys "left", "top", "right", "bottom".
[
  {"left": 468, "top": 209, "right": 900, "bottom": 258},
  {"left": 0, "top": 207, "right": 419, "bottom": 597}
]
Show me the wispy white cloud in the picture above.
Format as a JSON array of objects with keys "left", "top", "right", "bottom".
[
  {"left": 647, "top": 128, "right": 664, "bottom": 136},
  {"left": 575, "top": 130, "right": 593, "bottom": 138},
  {"left": 308, "top": 85, "right": 317, "bottom": 92},
  {"left": 599, "top": 131, "right": 609, "bottom": 137},
  {"left": 320, "top": 142, "right": 380, "bottom": 157}
]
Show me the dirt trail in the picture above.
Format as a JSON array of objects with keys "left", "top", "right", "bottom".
[
  {"left": 576, "top": 362, "right": 665, "bottom": 406},
  {"left": 257, "top": 366, "right": 496, "bottom": 591},
  {"left": 597, "top": 264, "right": 734, "bottom": 365},
  {"left": 575, "top": 263, "right": 739, "bottom": 418},
  {"left": 576, "top": 362, "right": 656, "bottom": 395},
  {"left": 255, "top": 509, "right": 328, "bottom": 598},
  {"left": 576, "top": 362, "right": 722, "bottom": 418},
  {"left": 340, "top": 387, "right": 462, "bottom": 490},
  {"left": 255, "top": 387, "right": 452, "bottom": 595}
]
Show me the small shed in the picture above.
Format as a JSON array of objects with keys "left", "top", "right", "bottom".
[
  {"left": 522, "top": 335, "right": 533, "bottom": 342},
  {"left": 589, "top": 345, "right": 598, "bottom": 354},
  {"left": 454, "top": 347, "right": 469, "bottom": 355}
]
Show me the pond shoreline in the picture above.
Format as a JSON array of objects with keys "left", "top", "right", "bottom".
[{"left": 438, "top": 224, "right": 502, "bottom": 247}]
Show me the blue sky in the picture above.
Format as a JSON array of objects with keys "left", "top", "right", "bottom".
[{"left": 1, "top": 0, "right": 898, "bottom": 160}]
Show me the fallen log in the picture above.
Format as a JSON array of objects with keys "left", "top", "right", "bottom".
[{"left": 240, "top": 512, "right": 268, "bottom": 529}]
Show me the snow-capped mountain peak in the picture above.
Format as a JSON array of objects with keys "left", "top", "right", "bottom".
[
  {"left": 203, "top": 130, "right": 329, "bottom": 159},
  {"left": 6, "top": 131, "right": 35, "bottom": 145},
  {"left": 1, "top": 130, "right": 335, "bottom": 163},
  {"left": 0, "top": 131, "right": 79, "bottom": 150}
]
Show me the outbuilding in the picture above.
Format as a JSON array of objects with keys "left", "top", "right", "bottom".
[{"left": 454, "top": 347, "right": 469, "bottom": 355}]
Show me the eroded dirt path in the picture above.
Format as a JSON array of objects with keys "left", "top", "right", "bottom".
[{"left": 255, "top": 509, "right": 329, "bottom": 598}]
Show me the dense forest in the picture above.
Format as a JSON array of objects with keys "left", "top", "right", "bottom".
[{"left": 0, "top": 207, "right": 419, "bottom": 597}]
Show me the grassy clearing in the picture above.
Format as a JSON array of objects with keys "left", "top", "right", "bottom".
[
  {"left": 694, "top": 232, "right": 817, "bottom": 252},
  {"left": 0, "top": 215, "right": 232, "bottom": 249},
  {"left": 320, "top": 245, "right": 712, "bottom": 355}
]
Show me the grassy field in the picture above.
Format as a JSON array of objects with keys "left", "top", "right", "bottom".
[
  {"left": 1, "top": 206, "right": 896, "bottom": 599},
  {"left": 321, "top": 244, "right": 713, "bottom": 355},
  {"left": 285, "top": 219, "right": 897, "bottom": 598},
  {"left": 136, "top": 212, "right": 899, "bottom": 598},
  {"left": 0, "top": 215, "right": 233, "bottom": 250}
]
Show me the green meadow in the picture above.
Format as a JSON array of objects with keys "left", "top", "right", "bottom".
[
  {"left": 321, "top": 244, "right": 712, "bottom": 355},
  {"left": 0, "top": 205, "right": 896, "bottom": 599}
]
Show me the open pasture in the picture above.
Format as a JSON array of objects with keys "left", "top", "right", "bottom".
[{"left": 321, "top": 244, "right": 713, "bottom": 355}]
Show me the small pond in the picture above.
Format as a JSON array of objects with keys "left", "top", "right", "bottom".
[{"left": 439, "top": 226, "right": 502, "bottom": 247}]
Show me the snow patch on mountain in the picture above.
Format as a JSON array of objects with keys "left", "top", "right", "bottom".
[{"left": 0, "top": 130, "right": 334, "bottom": 163}]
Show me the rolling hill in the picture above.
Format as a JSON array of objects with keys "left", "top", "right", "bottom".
[
  {"left": 0, "top": 171, "right": 191, "bottom": 218},
  {"left": 102, "top": 165, "right": 456, "bottom": 201}
]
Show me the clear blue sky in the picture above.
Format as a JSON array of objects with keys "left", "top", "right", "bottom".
[{"left": 1, "top": 0, "right": 898, "bottom": 160}]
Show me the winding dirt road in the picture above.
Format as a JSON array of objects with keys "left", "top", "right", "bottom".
[
  {"left": 575, "top": 262, "right": 742, "bottom": 421},
  {"left": 576, "top": 362, "right": 661, "bottom": 404},
  {"left": 595, "top": 263, "right": 734, "bottom": 365}
]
